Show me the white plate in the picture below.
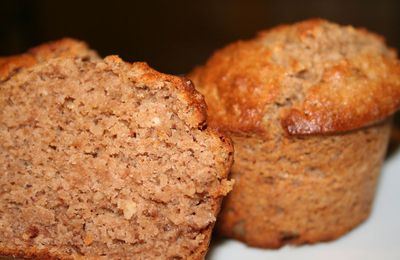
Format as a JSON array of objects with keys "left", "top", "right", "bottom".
[{"left": 208, "top": 149, "right": 400, "bottom": 260}]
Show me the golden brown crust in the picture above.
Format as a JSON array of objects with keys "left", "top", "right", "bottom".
[
  {"left": 0, "top": 38, "right": 97, "bottom": 82},
  {"left": 0, "top": 54, "right": 37, "bottom": 82},
  {"left": 189, "top": 41, "right": 281, "bottom": 133},
  {"left": 189, "top": 19, "right": 400, "bottom": 135},
  {"left": 281, "top": 54, "right": 400, "bottom": 135}
]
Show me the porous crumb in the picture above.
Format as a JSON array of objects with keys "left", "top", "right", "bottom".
[{"left": 0, "top": 49, "right": 233, "bottom": 259}]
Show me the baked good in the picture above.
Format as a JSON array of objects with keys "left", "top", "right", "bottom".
[
  {"left": 189, "top": 19, "right": 400, "bottom": 248},
  {"left": 0, "top": 38, "right": 99, "bottom": 82},
  {"left": 0, "top": 40, "right": 233, "bottom": 259}
]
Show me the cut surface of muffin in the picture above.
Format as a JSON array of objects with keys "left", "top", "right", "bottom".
[{"left": 0, "top": 47, "right": 233, "bottom": 259}]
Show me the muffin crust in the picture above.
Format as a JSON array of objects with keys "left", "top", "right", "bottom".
[
  {"left": 189, "top": 19, "right": 400, "bottom": 247},
  {"left": 190, "top": 19, "right": 400, "bottom": 135}
]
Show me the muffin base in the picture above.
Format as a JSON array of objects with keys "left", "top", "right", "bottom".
[{"left": 217, "top": 120, "right": 391, "bottom": 248}]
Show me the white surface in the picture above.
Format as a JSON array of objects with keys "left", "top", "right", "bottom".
[{"left": 208, "top": 149, "right": 400, "bottom": 260}]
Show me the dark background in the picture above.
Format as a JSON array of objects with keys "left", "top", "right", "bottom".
[
  {"left": 0, "top": 0, "right": 399, "bottom": 75},
  {"left": 1, "top": 0, "right": 400, "bottom": 146}
]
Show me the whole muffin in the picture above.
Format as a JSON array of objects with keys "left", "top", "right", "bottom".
[
  {"left": 189, "top": 19, "right": 400, "bottom": 248},
  {"left": 0, "top": 40, "right": 233, "bottom": 259}
]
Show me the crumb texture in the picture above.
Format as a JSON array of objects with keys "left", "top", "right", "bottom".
[
  {"left": 190, "top": 19, "right": 400, "bottom": 135},
  {"left": 0, "top": 55, "right": 232, "bottom": 259}
]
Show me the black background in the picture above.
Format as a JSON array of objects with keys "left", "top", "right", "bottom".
[{"left": 1, "top": 0, "right": 399, "bottom": 74}]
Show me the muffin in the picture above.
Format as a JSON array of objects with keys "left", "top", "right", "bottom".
[
  {"left": 0, "top": 38, "right": 99, "bottom": 81},
  {"left": 0, "top": 40, "right": 233, "bottom": 259},
  {"left": 189, "top": 19, "right": 400, "bottom": 248}
]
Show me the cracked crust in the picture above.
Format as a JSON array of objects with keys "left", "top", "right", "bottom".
[
  {"left": 188, "top": 18, "right": 398, "bottom": 248},
  {"left": 189, "top": 19, "right": 400, "bottom": 135}
]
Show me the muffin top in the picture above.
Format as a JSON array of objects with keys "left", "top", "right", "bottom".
[
  {"left": 0, "top": 38, "right": 99, "bottom": 82},
  {"left": 190, "top": 19, "right": 400, "bottom": 135}
]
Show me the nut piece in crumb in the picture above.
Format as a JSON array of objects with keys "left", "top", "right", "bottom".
[
  {"left": 22, "top": 226, "right": 39, "bottom": 240},
  {"left": 117, "top": 199, "right": 138, "bottom": 220},
  {"left": 83, "top": 234, "right": 94, "bottom": 246}
]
